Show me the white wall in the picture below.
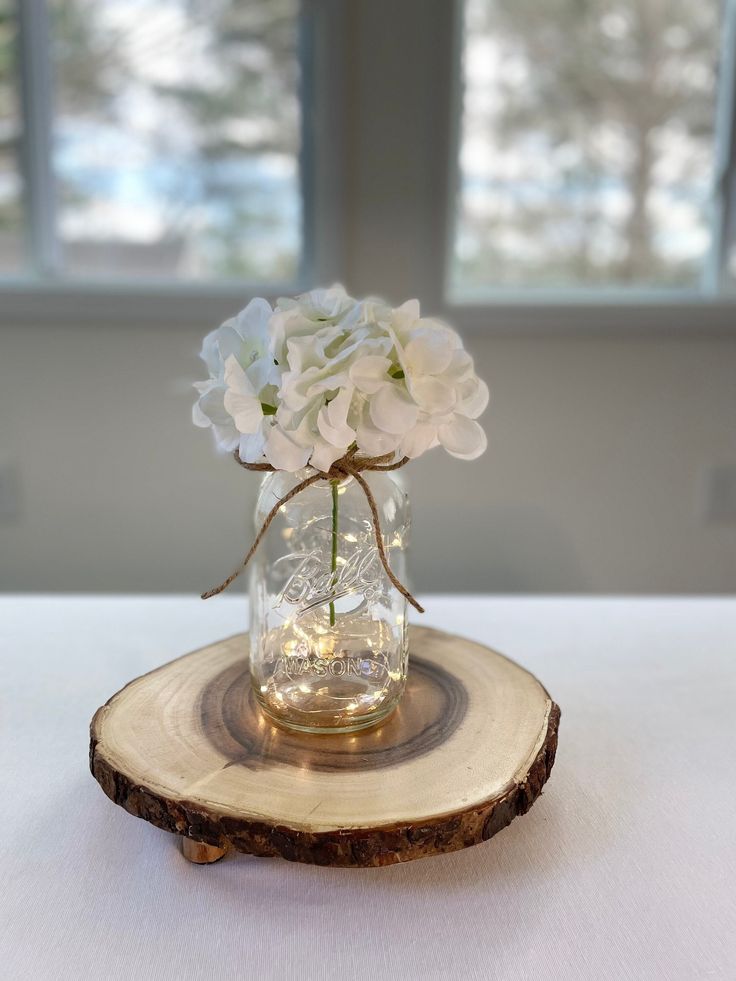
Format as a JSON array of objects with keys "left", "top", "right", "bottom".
[
  {"left": 1, "top": 0, "right": 734, "bottom": 594},
  {"left": 1, "top": 322, "right": 734, "bottom": 593}
]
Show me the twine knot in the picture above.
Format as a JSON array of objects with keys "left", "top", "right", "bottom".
[{"left": 201, "top": 447, "right": 424, "bottom": 613}]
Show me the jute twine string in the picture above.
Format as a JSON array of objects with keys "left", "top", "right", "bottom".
[{"left": 202, "top": 446, "right": 425, "bottom": 613}]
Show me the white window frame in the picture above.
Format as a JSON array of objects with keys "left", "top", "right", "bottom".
[
  {"left": 2, "top": 0, "right": 346, "bottom": 326},
  {"left": 2, "top": 0, "right": 735, "bottom": 334}
]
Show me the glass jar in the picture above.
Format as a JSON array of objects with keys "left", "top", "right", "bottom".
[{"left": 249, "top": 468, "right": 411, "bottom": 733}]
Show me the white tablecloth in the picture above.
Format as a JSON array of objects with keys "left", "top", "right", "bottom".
[{"left": 1, "top": 596, "right": 734, "bottom": 980}]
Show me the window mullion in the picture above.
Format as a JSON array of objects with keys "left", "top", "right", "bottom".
[
  {"left": 342, "top": 0, "right": 457, "bottom": 306},
  {"left": 697, "top": 0, "right": 735, "bottom": 296},
  {"left": 299, "top": 0, "right": 348, "bottom": 287},
  {"left": 17, "top": 0, "right": 58, "bottom": 278}
]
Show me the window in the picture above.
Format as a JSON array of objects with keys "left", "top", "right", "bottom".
[
  {"left": 2, "top": 0, "right": 305, "bottom": 284},
  {"left": 2, "top": 0, "right": 734, "bottom": 327},
  {"left": 0, "top": 4, "right": 23, "bottom": 272},
  {"left": 450, "top": 0, "right": 736, "bottom": 300}
]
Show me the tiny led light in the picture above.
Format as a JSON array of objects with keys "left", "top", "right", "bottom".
[{"left": 318, "top": 634, "right": 336, "bottom": 656}]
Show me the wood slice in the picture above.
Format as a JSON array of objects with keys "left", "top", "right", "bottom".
[{"left": 90, "top": 626, "right": 560, "bottom": 868}]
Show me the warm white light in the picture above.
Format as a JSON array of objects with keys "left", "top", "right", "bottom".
[{"left": 318, "top": 634, "right": 336, "bottom": 656}]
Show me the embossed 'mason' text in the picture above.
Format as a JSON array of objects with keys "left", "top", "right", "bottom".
[{"left": 275, "top": 654, "right": 388, "bottom": 681}]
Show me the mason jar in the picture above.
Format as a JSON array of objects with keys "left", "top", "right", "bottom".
[{"left": 249, "top": 469, "right": 411, "bottom": 733}]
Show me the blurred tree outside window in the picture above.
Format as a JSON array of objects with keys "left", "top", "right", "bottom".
[
  {"left": 2, "top": 0, "right": 736, "bottom": 300},
  {"left": 451, "top": 0, "right": 731, "bottom": 296},
  {"left": 2, "top": 0, "right": 303, "bottom": 283}
]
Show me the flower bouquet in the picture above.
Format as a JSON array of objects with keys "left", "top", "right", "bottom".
[{"left": 194, "top": 285, "right": 488, "bottom": 733}]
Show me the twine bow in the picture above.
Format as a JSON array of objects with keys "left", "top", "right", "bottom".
[{"left": 202, "top": 447, "right": 425, "bottom": 613}]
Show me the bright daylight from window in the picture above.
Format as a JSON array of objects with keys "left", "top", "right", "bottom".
[
  {"left": 451, "top": 0, "right": 727, "bottom": 297},
  {"left": 0, "top": 0, "right": 303, "bottom": 283},
  {"left": 0, "top": 3, "right": 22, "bottom": 273}
]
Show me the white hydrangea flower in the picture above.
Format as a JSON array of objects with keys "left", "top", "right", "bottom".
[
  {"left": 383, "top": 300, "right": 489, "bottom": 460},
  {"left": 193, "top": 298, "right": 280, "bottom": 454},
  {"left": 194, "top": 287, "right": 488, "bottom": 471}
]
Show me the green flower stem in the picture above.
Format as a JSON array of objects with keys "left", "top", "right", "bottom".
[{"left": 330, "top": 479, "right": 339, "bottom": 626}]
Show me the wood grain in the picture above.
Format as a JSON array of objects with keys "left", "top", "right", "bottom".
[
  {"left": 181, "top": 838, "right": 228, "bottom": 864},
  {"left": 90, "top": 625, "right": 560, "bottom": 867}
]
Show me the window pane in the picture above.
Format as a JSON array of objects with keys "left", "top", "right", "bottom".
[
  {"left": 451, "top": 0, "right": 721, "bottom": 295},
  {"left": 50, "top": 0, "right": 303, "bottom": 282},
  {"left": 0, "top": 2, "right": 24, "bottom": 273}
]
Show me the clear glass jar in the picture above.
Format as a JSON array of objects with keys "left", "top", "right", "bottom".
[{"left": 249, "top": 468, "right": 410, "bottom": 733}]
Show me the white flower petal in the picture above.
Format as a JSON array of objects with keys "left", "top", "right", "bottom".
[
  {"left": 198, "top": 385, "right": 231, "bottom": 426},
  {"left": 199, "top": 326, "right": 225, "bottom": 378},
  {"left": 400, "top": 421, "right": 438, "bottom": 459},
  {"left": 317, "top": 387, "right": 356, "bottom": 448},
  {"left": 310, "top": 439, "right": 346, "bottom": 473},
  {"left": 192, "top": 380, "right": 221, "bottom": 426},
  {"left": 212, "top": 423, "right": 239, "bottom": 452},
  {"left": 238, "top": 429, "right": 267, "bottom": 463},
  {"left": 369, "top": 384, "right": 419, "bottom": 435},
  {"left": 457, "top": 377, "right": 489, "bottom": 419},
  {"left": 355, "top": 420, "right": 402, "bottom": 457},
  {"left": 265, "top": 426, "right": 311, "bottom": 472},
  {"left": 404, "top": 326, "right": 456, "bottom": 375},
  {"left": 233, "top": 297, "right": 272, "bottom": 342},
  {"left": 217, "top": 324, "right": 249, "bottom": 365},
  {"left": 349, "top": 355, "right": 392, "bottom": 394},
  {"left": 444, "top": 349, "right": 474, "bottom": 383},
  {"left": 192, "top": 401, "right": 210, "bottom": 428},
  {"left": 326, "top": 385, "right": 352, "bottom": 425},
  {"left": 286, "top": 325, "right": 341, "bottom": 374},
  {"left": 224, "top": 390, "right": 263, "bottom": 434},
  {"left": 391, "top": 299, "right": 420, "bottom": 337},
  {"left": 409, "top": 376, "right": 456, "bottom": 414},
  {"left": 224, "top": 355, "right": 256, "bottom": 396},
  {"left": 295, "top": 284, "right": 355, "bottom": 322},
  {"left": 437, "top": 415, "right": 487, "bottom": 460},
  {"left": 284, "top": 402, "right": 322, "bottom": 448},
  {"left": 246, "top": 356, "right": 280, "bottom": 395}
]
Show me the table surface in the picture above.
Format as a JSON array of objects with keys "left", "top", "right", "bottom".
[{"left": 2, "top": 596, "right": 734, "bottom": 981}]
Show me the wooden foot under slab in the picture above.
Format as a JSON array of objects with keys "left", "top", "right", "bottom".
[{"left": 181, "top": 838, "right": 227, "bottom": 864}]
